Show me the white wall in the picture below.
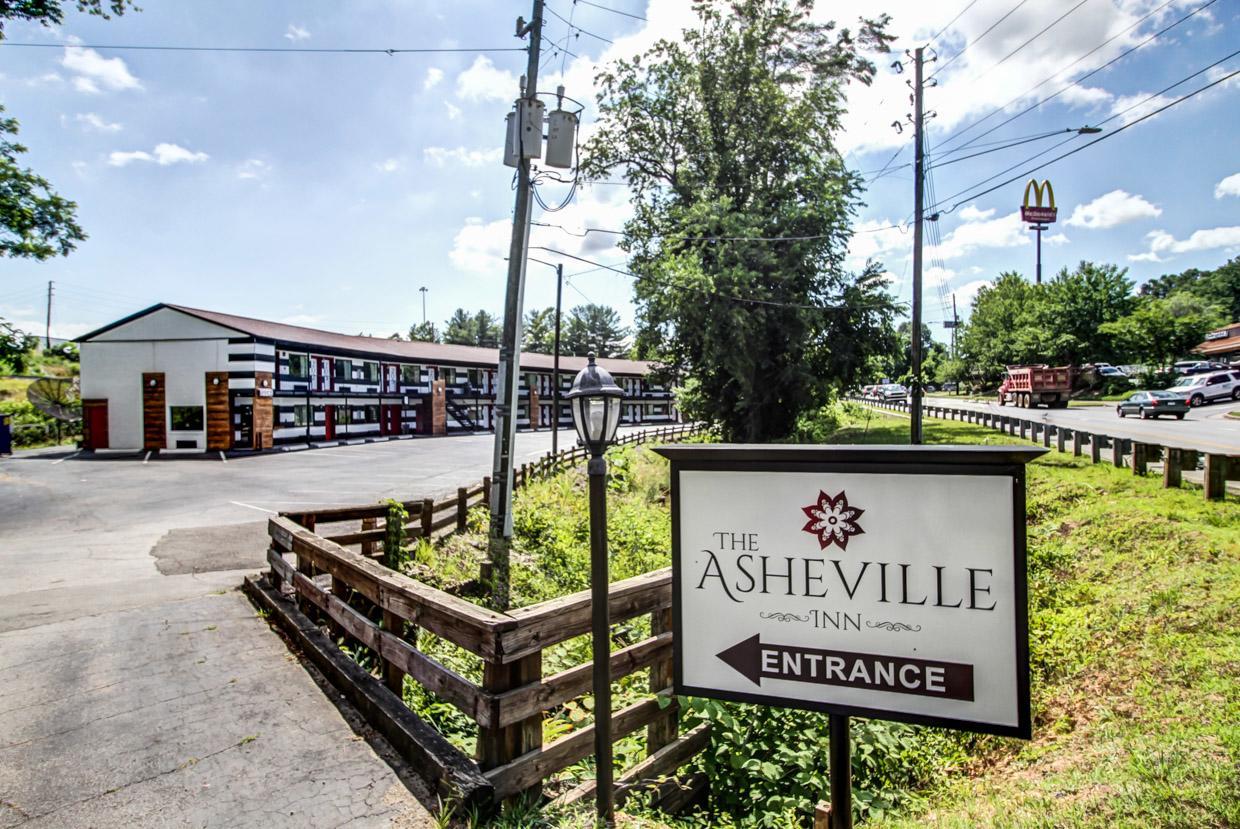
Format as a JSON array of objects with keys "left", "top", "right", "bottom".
[{"left": 80, "top": 339, "right": 230, "bottom": 450}]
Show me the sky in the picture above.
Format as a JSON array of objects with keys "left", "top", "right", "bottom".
[{"left": 1, "top": 0, "right": 1237, "bottom": 344}]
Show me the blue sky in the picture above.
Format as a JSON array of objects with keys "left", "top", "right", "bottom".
[{"left": 1, "top": 0, "right": 1237, "bottom": 343}]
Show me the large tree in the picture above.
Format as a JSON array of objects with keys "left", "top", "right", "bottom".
[
  {"left": 582, "top": 0, "right": 895, "bottom": 441},
  {"left": 1101, "top": 291, "right": 1225, "bottom": 369},
  {"left": 522, "top": 307, "right": 556, "bottom": 354},
  {"left": 443, "top": 309, "right": 500, "bottom": 347},
  {"left": 1140, "top": 258, "right": 1240, "bottom": 321},
  {"left": 0, "top": 317, "right": 37, "bottom": 372},
  {"left": 1, "top": 1, "right": 136, "bottom": 259},
  {"left": 563, "top": 303, "right": 628, "bottom": 357}
]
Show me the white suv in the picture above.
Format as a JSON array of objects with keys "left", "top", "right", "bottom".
[{"left": 1166, "top": 370, "right": 1240, "bottom": 407}]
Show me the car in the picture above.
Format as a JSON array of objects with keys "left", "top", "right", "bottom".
[
  {"left": 1116, "top": 390, "right": 1189, "bottom": 419},
  {"left": 1165, "top": 370, "right": 1240, "bottom": 407},
  {"left": 941, "top": 381, "right": 958, "bottom": 392},
  {"left": 1173, "top": 360, "right": 1227, "bottom": 375},
  {"left": 879, "top": 384, "right": 907, "bottom": 401},
  {"left": 1097, "top": 366, "right": 1127, "bottom": 379}
]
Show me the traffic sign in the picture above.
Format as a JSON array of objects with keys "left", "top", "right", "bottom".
[{"left": 655, "top": 444, "right": 1045, "bottom": 738}]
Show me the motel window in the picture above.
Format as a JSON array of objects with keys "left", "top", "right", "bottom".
[
  {"left": 170, "top": 406, "right": 204, "bottom": 431},
  {"left": 362, "top": 362, "right": 380, "bottom": 383},
  {"left": 334, "top": 407, "right": 349, "bottom": 425},
  {"left": 355, "top": 405, "right": 379, "bottom": 423},
  {"left": 441, "top": 367, "right": 456, "bottom": 385},
  {"left": 292, "top": 405, "right": 310, "bottom": 427},
  {"left": 401, "top": 364, "right": 422, "bottom": 385},
  {"left": 287, "top": 354, "right": 309, "bottom": 378},
  {"left": 467, "top": 368, "right": 483, "bottom": 388},
  {"left": 334, "top": 359, "right": 353, "bottom": 380}
]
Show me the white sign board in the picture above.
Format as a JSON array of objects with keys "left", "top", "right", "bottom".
[{"left": 658, "top": 445, "right": 1040, "bottom": 738}]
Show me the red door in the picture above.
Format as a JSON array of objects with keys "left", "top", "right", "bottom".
[
  {"left": 82, "top": 400, "right": 109, "bottom": 449},
  {"left": 382, "top": 404, "right": 401, "bottom": 436},
  {"left": 323, "top": 405, "right": 335, "bottom": 440}
]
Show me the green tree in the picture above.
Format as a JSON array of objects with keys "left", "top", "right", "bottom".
[
  {"left": 563, "top": 304, "right": 628, "bottom": 357},
  {"left": 1034, "top": 261, "right": 1135, "bottom": 364},
  {"left": 408, "top": 321, "right": 439, "bottom": 343},
  {"left": 0, "top": 2, "right": 136, "bottom": 259},
  {"left": 581, "top": 0, "right": 894, "bottom": 441},
  {"left": 1100, "top": 291, "right": 1226, "bottom": 369},
  {"left": 472, "top": 310, "right": 500, "bottom": 348},
  {"left": 443, "top": 309, "right": 500, "bottom": 347},
  {"left": 522, "top": 307, "right": 556, "bottom": 353},
  {"left": 0, "top": 318, "right": 37, "bottom": 372},
  {"left": 956, "top": 273, "right": 1042, "bottom": 385},
  {"left": 1140, "top": 257, "right": 1240, "bottom": 321}
]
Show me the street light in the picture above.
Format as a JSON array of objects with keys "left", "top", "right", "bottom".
[{"left": 565, "top": 353, "right": 624, "bottom": 826}]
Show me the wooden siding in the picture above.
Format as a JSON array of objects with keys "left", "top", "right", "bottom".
[
  {"left": 205, "top": 372, "right": 230, "bottom": 450},
  {"left": 141, "top": 373, "right": 166, "bottom": 451},
  {"left": 254, "top": 371, "right": 274, "bottom": 449}
]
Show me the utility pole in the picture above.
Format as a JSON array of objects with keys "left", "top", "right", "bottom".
[
  {"left": 951, "top": 293, "right": 959, "bottom": 359},
  {"left": 487, "top": 0, "right": 544, "bottom": 610},
  {"left": 45, "top": 280, "right": 53, "bottom": 350},
  {"left": 552, "top": 262, "right": 563, "bottom": 457},
  {"left": 419, "top": 286, "right": 428, "bottom": 324},
  {"left": 910, "top": 47, "right": 925, "bottom": 446}
]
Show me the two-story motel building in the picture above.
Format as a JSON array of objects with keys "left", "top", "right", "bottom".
[{"left": 76, "top": 304, "right": 675, "bottom": 452}]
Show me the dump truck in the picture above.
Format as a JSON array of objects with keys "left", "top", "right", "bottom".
[{"left": 997, "top": 364, "right": 1073, "bottom": 408}]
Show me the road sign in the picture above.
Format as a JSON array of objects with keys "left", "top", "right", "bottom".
[{"left": 655, "top": 444, "right": 1045, "bottom": 738}]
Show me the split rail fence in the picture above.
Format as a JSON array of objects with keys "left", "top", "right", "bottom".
[
  {"left": 850, "top": 396, "right": 1239, "bottom": 500},
  {"left": 245, "top": 422, "right": 709, "bottom": 812}
]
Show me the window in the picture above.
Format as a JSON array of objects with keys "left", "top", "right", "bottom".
[
  {"left": 170, "top": 406, "right": 204, "bottom": 431},
  {"left": 334, "top": 407, "right": 349, "bottom": 425},
  {"left": 287, "top": 354, "right": 309, "bottom": 378},
  {"left": 401, "top": 364, "right": 422, "bottom": 385},
  {"left": 468, "top": 368, "right": 484, "bottom": 388},
  {"left": 334, "top": 359, "right": 353, "bottom": 380},
  {"left": 362, "top": 362, "right": 380, "bottom": 383},
  {"left": 292, "top": 404, "right": 310, "bottom": 427},
  {"left": 359, "top": 405, "right": 379, "bottom": 422},
  {"left": 441, "top": 367, "right": 456, "bottom": 385}
]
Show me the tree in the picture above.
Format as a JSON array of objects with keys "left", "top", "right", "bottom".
[
  {"left": 1140, "top": 258, "right": 1240, "bottom": 321},
  {"left": 956, "top": 273, "right": 1041, "bottom": 385},
  {"left": 408, "top": 321, "right": 439, "bottom": 343},
  {"left": 443, "top": 309, "right": 500, "bottom": 347},
  {"left": 522, "top": 307, "right": 555, "bottom": 353},
  {"left": 563, "top": 304, "right": 628, "bottom": 357},
  {"left": 0, "top": 318, "right": 37, "bottom": 372},
  {"left": 582, "top": 0, "right": 895, "bottom": 441},
  {"left": 1100, "top": 291, "right": 1226, "bottom": 369},
  {"left": 1034, "top": 261, "right": 1135, "bottom": 364},
  {"left": 0, "top": 2, "right": 136, "bottom": 259}
]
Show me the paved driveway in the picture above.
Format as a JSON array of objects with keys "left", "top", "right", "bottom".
[{"left": 0, "top": 426, "right": 639, "bottom": 827}]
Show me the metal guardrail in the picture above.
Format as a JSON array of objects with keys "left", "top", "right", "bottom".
[{"left": 849, "top": 396, "right": 1238, "bottom": 501}]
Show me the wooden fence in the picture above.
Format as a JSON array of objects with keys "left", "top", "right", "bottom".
[
  {"left": 851, "top": 397, "right": 1239, "bottom": 500},
  {"left": 246, "top": 422, "right": 709, "bottom": 812}
]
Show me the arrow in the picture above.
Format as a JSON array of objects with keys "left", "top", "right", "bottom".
[{"left": 716, "top": 634, "right": 974, "bottom": 701}]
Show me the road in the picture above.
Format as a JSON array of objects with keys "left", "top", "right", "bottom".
[
  {"left": 924, "top": 396, "right": 1240, "bottom": 454},
  {"left": 0, "top": 426, "right": 646, "bottom": 828}
]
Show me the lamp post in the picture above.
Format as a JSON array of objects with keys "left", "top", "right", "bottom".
[{"left": 565, "top": 353, "right": 624, "bottom": 826}]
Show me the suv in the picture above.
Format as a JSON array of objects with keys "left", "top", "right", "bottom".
[{"left": 1166, "top": 370, "right": 1240, "bottom": 406}]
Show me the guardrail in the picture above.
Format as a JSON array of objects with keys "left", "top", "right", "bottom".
[
  {"left": 849, "top": 396, "right": 1238, "bottom": 500},
  {"left": 246, "top": 421, "right": 710, "bottom": 811}
]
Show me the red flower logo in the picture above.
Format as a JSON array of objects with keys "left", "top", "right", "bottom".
[{"left": 801, "top": 490, "right": 865, "bottom": 551}]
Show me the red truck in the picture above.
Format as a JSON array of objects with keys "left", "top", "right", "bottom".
[{"left": 997, "top": 365, "right": 1074, "bottom": 408}]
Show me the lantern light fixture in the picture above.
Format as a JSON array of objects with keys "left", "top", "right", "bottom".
[{"left": 565, "top": 353, "right": 623, "bottom": 457}]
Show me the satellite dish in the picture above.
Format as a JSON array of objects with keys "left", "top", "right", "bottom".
[{"left": 27, "top": 377, "right": 81, "bottom": 422}]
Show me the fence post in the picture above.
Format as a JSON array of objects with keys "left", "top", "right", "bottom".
[
  {"left": 1072, "top": 430, "right": 1083, "bottom": 457},
  {"left": 1204, "top": 454, "right": 1228, "bottom": 500},
  {"left": 647, "top": 607, "right": 678, "bottom": 755},
  {"left": 478, "top": 651, "right": 544, "bottom": 800},
  {"left": 1019, "top": 420, "right": 1029, "bottom": 441},
  {"left": 421, "top": 497, "right": 434, "bottom": 538},
  {"left": 1132, "top": 443, "right": 1149, "bottom": 476},
  {"left": 1090, "top": 434, "right": 1101, "bottom": 464},
  {"left": 1042, "top": 424, "right": 1052, "bottom": 449},
  {"left": 1163, "top": 447, "right": 1183, "bottom": 488},
  {"left": 482, "top": 475, "right": 492, "bottom": 505},
  {"left": 382, "top": 609, "right": 408, "bottom": 696},
  {"left": 457, "top": 487, "right": 469, "bottom": 532},
  {"left": 361, "top": 516, "right": 377, "bottom": 558},
  {"left": 1112, "top": 438, "right": 1125, "bottom": 468},
  {"left": 1056, "top": 427, "right": 1066, "bottom": 453}
]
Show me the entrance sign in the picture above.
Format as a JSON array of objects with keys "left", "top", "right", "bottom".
[{"left": 655, "top": 444, "right": 1045, "bottom": 738}]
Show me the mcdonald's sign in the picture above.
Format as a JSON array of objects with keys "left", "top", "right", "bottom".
[{"left": 1021, "top": 179, "right": 1057, "bottom": 224}]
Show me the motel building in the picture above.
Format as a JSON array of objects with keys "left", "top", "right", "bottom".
[{"left": 76, "top": 304, "right": 676, "bottom": 453}]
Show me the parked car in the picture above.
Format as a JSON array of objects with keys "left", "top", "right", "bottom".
[
  {"left": 1165, "top": 370, "right": 1240, "bottom": 406},
  {"left": 1096, "top": 365, "right": 1127, "bottom": 378},
  {"left": 1173, "top": 360, "right": 1228, "bottom": 375},
  {"left": 941, "top": 381, "right": 958, "bottom": 392},
  {"left": 879, "top": 384, "right": 907, "bottom": 401},
  {"left": 1116, "top": 390, "right": 1189, "bottom": 420}
]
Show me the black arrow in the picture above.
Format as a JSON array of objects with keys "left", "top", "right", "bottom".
[{"left": 716, "top": 634, "right": 974, "bottom": 701}]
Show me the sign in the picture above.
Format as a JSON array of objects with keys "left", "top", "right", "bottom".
[
  {"left": 1204, "top": 329, "right": 1229, "bottom": 341},
  {"left": 1021, "top": 178, "right": 1057, "bottom": 224},
  {"left": 655, "top": 444, "right": 1045, "bottom": 738}
]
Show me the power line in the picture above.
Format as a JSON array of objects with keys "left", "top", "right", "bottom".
[
  {"left": 929, "top": 0, "right": 1034, "bottom": 80},
  {"left": 545, "top": 4, "right": 614, "bottom": 44},
  {"left": 927, "top": 127, "right": 1095, "bottom": 170},
  {"left": 936, "top": 0, "right": 1209, "bottom": 154},
  {"left": 575, "top": 0, "right": 646, "bottom": 22},
  {"left": 926, "top": 0, "right": 984, "bottom": 48},
  {"left": 964, "top": 0, "right": 1094, "bottom": 81},
  {"left": 929, "top": 64, "right": 1240, "bottom": 215},
  {"left": 862, "top": 144, "right": 909, "bottom": 182},
  {"left": 0, "top": 41, "right": 525, "bottom": 55},
  {"left": 532, "top": 219, "right": 908, "bottom": 242}
]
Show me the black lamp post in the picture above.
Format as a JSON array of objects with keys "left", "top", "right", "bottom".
[{"left": 565, "top": 352, "right": 624, "bottom": 826}]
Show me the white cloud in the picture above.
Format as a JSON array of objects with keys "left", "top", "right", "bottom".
[
  {"left": 74, "top": 112, "right": 121, "bottom": 132},
  {"left": 955, "top": 279, "right": 993, "bottom": 310},
  {"left": 284, "top": 24, "right": 310, "bottom": 42},
  {"left": 424, "top": 67, "right": 444, "bottom": 90},
  {"left": 61, "top": 47, "right": 141, "bottom": 93},
  {"left": 375, "top": 158, "right": 404, "bottom": 173},
  {"left": 846, "top": 218, "right": 909, "bottom": 270},
  {"left": 930, "top": 211, "right": 1028, "bottom": 261},
  {"left": 280, "top": 313, "right": 324, "bottom": 326},
  {"left": 1065, "top": 189, "right": 1161, "bottom": 229},
  {"left": 1214, "top": 173, "right": 1240, "bottom": 199},
  {"left": 1045, "top": 233, "right": 1070, "bottom": 246},
  {"left": 450, "top": 217, "right": 510, "bottom": 273},
  {"left": 925, "top": 266, "right": 955, "bottom": 287},
  {"left": 957, "top": 204, "right": 994, "bottom": 223},
  {"left": 237, "top": 159, "right": 270, "bottom": 180},
  {"left": 445, "top": 102, "right": 462, "bottom": 120},
  {"left": 1129, "top": 226, "right": 1240, "bottom": 263},
  {"left": 108, "top": 143, "right": 208, "bottom": 167},
  {"left": 423, "top": 146, "right": 502, "bottom": 168},
  {"left": 1110, "top": 91, "right": 1173, "bottom": 126},
  {"left": 455, "top": 55, "right": 518, "bottom": 102}
]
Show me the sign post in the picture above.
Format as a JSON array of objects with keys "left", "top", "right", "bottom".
[
  {"left": 655, "top": 444, "right": 1045, "bottom": 826},
  {"left": 1021, "top": 178, "right": 1057, "bottom": 285}
]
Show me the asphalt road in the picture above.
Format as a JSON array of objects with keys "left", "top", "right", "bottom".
[
  {"left": 925, "top": 396, "right": 1240, "bottom": 454},
  {"left": 0, "top": 426, "right": 646, "bottom": 828}
]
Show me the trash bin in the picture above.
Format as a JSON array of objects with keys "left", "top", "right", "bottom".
[{"left": 0, "top": 413, "right": 11, "bottom": 456}]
